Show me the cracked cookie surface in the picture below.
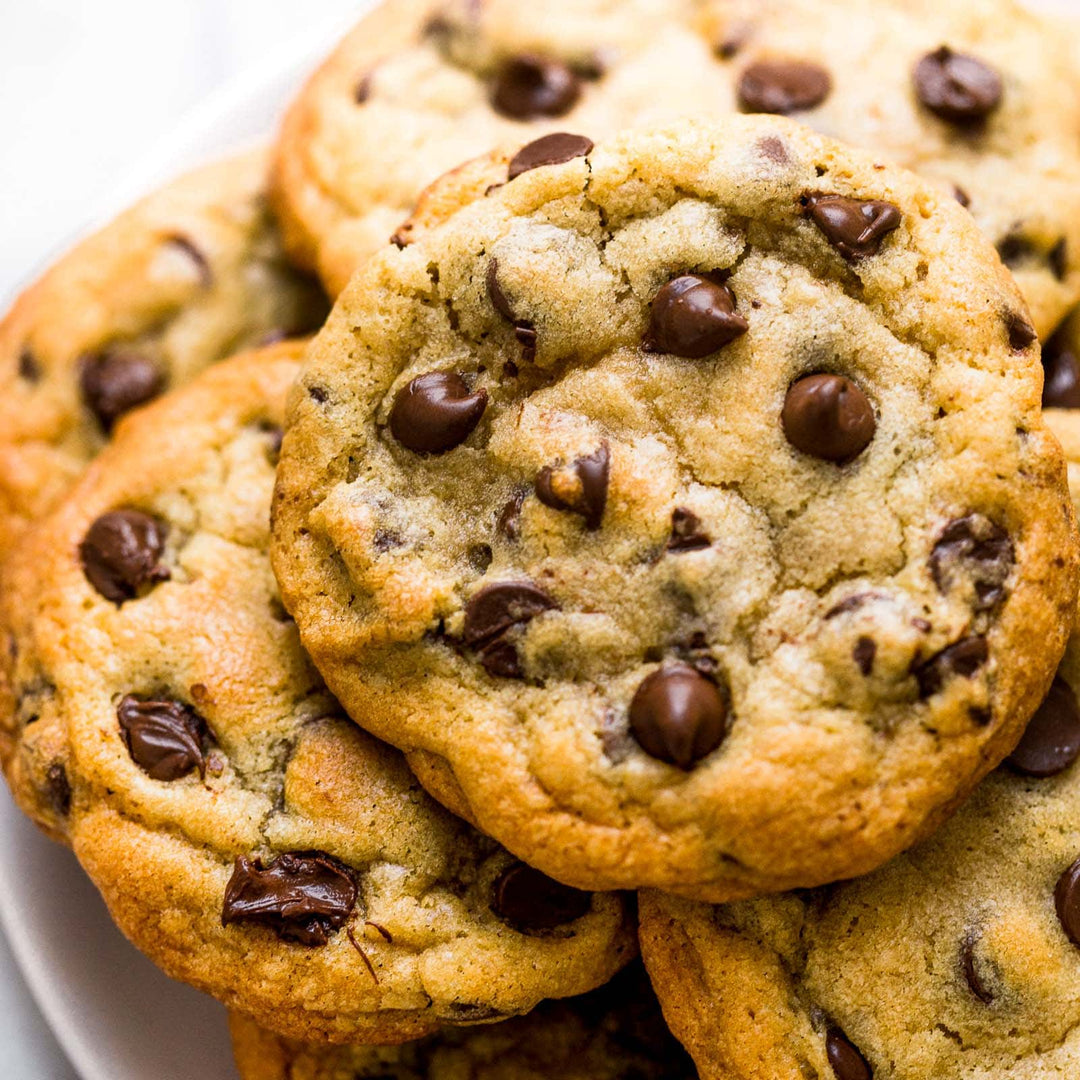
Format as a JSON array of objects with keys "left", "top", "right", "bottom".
[
  {"left": 273, "top": 0, "right": 1080, "bottom": 337},
  {"left": 0, "top": 150, "right": 328, "bottom": 563},
  {"left": 0, "top": 346, "right": 633, "bottom": 1043},
  {"left": 271, "top": 117, "right": 1078, "bottom": 901}
]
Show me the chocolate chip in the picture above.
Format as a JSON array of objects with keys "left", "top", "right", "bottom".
[
  {"left": 45, "top": 763, "right": 71, "bottom": 817},
  {"left": 486, "top": 257, "right": 536, "bottom": 362},
  {"left": 953, "top": 186, "right": 971, "bottom": 209},
  {"left": 468, "top": 543, "right": 493, "bottom": 573},
  {"left": 1056, "top": 857, "right": 1080, "bottom": 948},
  {"left": 389, "top": 372, "right": 487, "bottom": 454},
  {"left": 914, "top": 636, "right": 988, "bottom": 698},
  {"left": 961, "top": 932, "right": 995, "bottom": 1004},
  {"left": 929, "top": 514, "right": 1013, "bottom": 612},
  {"left": 464, "top": 581, "right": 558, "bottom": 678},
  {"left": 165, "top": 235, "right": 212, "bottom": 287},
  {"left": 355, "top": 73, "right": 372, "bottom": 103},
  {"left": 1003, "top": 310, "right": 1037, "bottom": 353},
  {"left": 18, "top": 348, "right": 41, "bottom": 382},
  {"left": 853, "top": 637, "right": 876, "bottom": 676},
  {"left": 508, "top": 133, "right": 593, "bottom": 180},
  {"left": 737, "top": 59, "right": 831, "bottom": 115},
  {"left": 758, "top": 135, "right": 789, "bottom": 164},
  {"left": 535, "top": 442, "right": 609, "bottom": 530},
  {"left": 1006, "top": 677, "right": 1080, "bottom": 777},
  {"left": 79, "top": 509, "right": 170, "bottom": 604},
  {"left": 491, "top": 54, "right": 580, "bottom": 120},
  {"left": 825, "top": 1027, "right": 871, "bottom": 1080},
  {"left": 824, "top": 593, "right": 882, "bottom": 619},
  {"left": 646, "top": 275, "right": 748, "bottom": 358},
  {"left": 491, "top": 863, "right": 591, "bottom": 932},
  {"left": 998, "top": 233, "right": 1036, "bottom": 269},
  {"left": 80, "top": 351, "right": 166, "bottom": 431},
  {"left": 803, "top": 194, "right": 902, "bottom": 260},
  {"left": 222, "top": 852, "right": 357, "bottom": 946},
  {"left": 667, "top": 508, "right": 711, "bottom": 552},
  {"left": 117, "top": 695, "right": 207, "bottom": 781},
  {"left": 782, "top": 374, "right": 875, "bottom": 463},
  {"left": 497, "top": 490, "right": 526, "bottom": 540},
  {"left": 914, "top": 47, "right": 1002, "bottom": 124},
  {"left": 1050, "top": 239, "right": 1068, "bottom": 282},
  {"left": 629, "top": 662, "right": 729, "bottom": 769},
  {"left": 1043, "top": 326, "right": 1080, "bottom": 409}
]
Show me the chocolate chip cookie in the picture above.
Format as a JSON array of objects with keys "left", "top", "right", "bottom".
[
  {"left": 271, "top": 117, "right": 1079, "bottom": 901},
  {"left": 272, "top": 0, "right": 1080, "bottom": 336},
  {"left": 229, "top": 963, "right": 696, "bottom": 1080},
  {"left": 0, "top": 346, "right": 633, "bottom": 1042},
  {"left": 0, "top": 150, "right": 327, "bottom": 563}
]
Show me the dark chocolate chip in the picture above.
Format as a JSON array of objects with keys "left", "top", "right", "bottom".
[
  {"left": 464, "top": 581, "right": 558, "bottom": 678},
  {"left": 508, "top": 133, "right": 593, "bottom": 180},
  {"left": 308, "top": 385, "right": 328, "bottom": 403},
  {"left": 80, "top": 351, "right": 166, "bottom": 431},
  {"left": 1050, "top": 239, "right": 1068, "bottom": 282},
  {"left": 222, "top": 852, "right": 357, "bottom": 946},
  {"left": 914, "top": 636, "right": 988, "bottom": 698},
  {"left": 825, "top": 1027, "right": 871, "bottom": 1080},
  {"left": 782, "top": 374, "right": 875, "bottom": 463},
  {"left": 1003, "top": 310, "right": 1037, "bottom": 352},
  {"left": 853, "top": 637, "right": 876, "bottom": 676},
  {"left": 45, "top": 762, "right": 71, "bottom": 817},
  {"left": 165, "top": 235, "right": 212, "bottom": 287},
  {"left": 929, "top": 514, "right": 1013, "bottom": 612},
  {"left": 1057, "top": 857, "right": 1080, "bottom": 947},
  {"left": 1043, "top": 325, "right": 1080, "bottom": 409},
  {"left": 961, "top": 932, "right": 995, "bottom": 1004},
  {"left": 117, "top": 695, "right": 207, "bottom": 781},
  {"left": 497, "top": 490, "right": 526, "bottom": 540},
  {"left": 491, "top": 863, "right": 591, "bottom": 932},
  {"left": 998, "top": 232, "right": 1036, "bottom": 269},
  {"left": 737, "top": 59, "right": 831, "bottom": 115},
  {"left": 18, "top": 348, "right": 41, "bottom": 382},
  {"left": 1006, "top": 677, "right": 1080, "bottom": 777},
  {"left": 914, "top": 47, "right": 1002, "bottom": 124},
  {"left": 487, "top": 258, "right": 530, "bottom": 327},
  {"left": 667, "top": 507, "right": 711, "bottom": 552},
  {"left": 389, "top": 372, "right": 487, "bottom": 454},
  {"left": 629, "top": 662, "right": 729, "bottom": 769},
  {"left": 646, "top": 274, "right": 748, "bottom": 358},
  {"left": 491, "top": 54, "right": 580, "bottom": 120},
  {"left": 535, "top": 442, "right": 610, "bottom": 530},
  {"left": 79, "top": 509, "right": 170, "bottom": 604},
  {"left": 803, "top": 193, "right": 902, "bottom": 260}
]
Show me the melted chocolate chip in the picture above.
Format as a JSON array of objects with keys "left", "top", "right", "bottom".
[
  {"left": 782, "top": 374, "right": 875, "bottom": 463},
  {"left": 535, "top": 443, "right": 609, "bottom": 530},
  {"left": 508, "top": 133, "right": 593, "bottom": 180},
  {"left": 961, "top": 933, "right": 995, "bottom": 1004},
  {"left": 464, "top": 581, "right": 558, "bottom": 678},
  {"left": 914, "top": 636, "right": 988, "bottom": 698},
  {"left": 117, "top": 695, "right": 207, "bottom": 781},
  {"left": 853, "top": 637, "right": 876, "bottom": 676},
  {"left": 491, "top": 863, "right": 591, "bottom": 932},
  {"left": 389, "top": 372, "right": 487, "bottom": 454},
  {"left": 18, "top": 348, "right": 41, "bottom": 382},
  {"left": 1043, "top": 326, "right": 1080, "bottom": 409},
  {"left": 79, "top": 509, "right": 170, "bottom": 604},
  {"left": 222, "top": 852, "right": 357, "bottom": 946},
  {"left": 45, "top": 762, "right": 71, "bottom": 817},
  {"left": 646, "top": 275, "right": 748, "bottom": 358},
  {"left": 497, "top": 490, "right": 526, "bottom": 540},
  {"left": 914, "top": 47, "right": 1002, "bottom": 124},
  {"left": 929, "top": 514, "right": 1013, "bottom": 611},
  {"left": 491, "top": 54, "right": 580, "bottom": 120},
  {"left": 803, "top": 194, "right": 902, "bottom": 260},
  {"left": 825, "top": 1027, "right": 871, "bottom": 1080},
  {"left": 1006, "top": 677, "right": 1080, "bottom": 777},
  {"left": 667, "top": 508, "right": 711, "bottom": 552},
  {"left": 80, "top": 351, "right": 166, "bottom": 431},
  {"left": 629, "top": 662, "right": 729, "bottom": 769},
  {"left": 737, "top": 59, "right": 831, "bottom": 115},
  {"left": 1003, "top": 310, "right": 1037, "bottom": 353}
]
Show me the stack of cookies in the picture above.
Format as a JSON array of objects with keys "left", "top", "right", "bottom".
[{"left": 3, "top": 1, "right": 1080, "bottom": 1077}]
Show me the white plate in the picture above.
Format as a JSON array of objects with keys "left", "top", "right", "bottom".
[{"left": 0, "top": 1, "right": 1074, "bottom": 1078}]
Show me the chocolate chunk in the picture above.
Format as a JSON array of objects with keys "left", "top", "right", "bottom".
[
  {"left": 853, "top": 637, "right": 876, "bottom": 676},
  {"left": 389, "top": 372, "right": 487, "bottom": 454},
  {"left": 508, "top": 133, "right": 593, "bottom": 180},
  {"left": 1007, "top": 677, "right": 1080, "bottom": 777},
  {"left": 18, "top": 349, "right": 41, "bottom": 382},
  {"left": 497, "top": 490, "right": 526, "bottom": 540},
  {"left": 1043, "top": 326, "right": 1080, "bottom": 409},
  {"left": 646, "top": 275, "right": 748, "bottom": 358},
  {"left": 165, "top": 235, "right": 211, "bottom": 287},
  {"left": 491, "top": 863, "right": 591, "bottom": 932},
  {"left": 45, "top": 762, "right": 71, "bottom": 817},
  {"left": 803, "top": 194, "right": 902, "bottom": 260},
  {"left": 825, "top": 1027, "right": 871, "bottom": 1080},
  {"left": 491, "top": 54, "right": 580, "bottom": 120},
  {"left": 1003, "top": 310, "right": 1037, "bottom": 353},
  {"left": 929, "top": 514, "right": 1013, "bottom": 611},
  {"left": 535, "top": 442, "right": 609, "bottom": 530},
  {"left": 80, "top": 351, "right": 166, "bottom": 431},
  {"left": 117, "top": 695, "right": 207, "bottom": 781},
  {"left": 914, "top": 47, "right": 1002, "bottom": 124},
  {"left": 1056, "top": 858, "right": 1080, "bottom": 947},
  {"left": 1050, "top": 239, "right": 1068, "bottom": 282},
  {"left": 79, "top": 509, "right": 170, "bottom": 604},
  {"left": 464, "top": 581, "right": 558, "bottom": 678},
  {"left": 737, "top": 59, "right": 831, "bottom": 115},
  {"left": 629, "top": 662, "right": 729, "bottom": 769},
  {"left": 782, "top": 374, "right": 875, "bottom": 463},
  {"left": 914, "top": 636, "right": 988, "bottom": 698},
  {"left": 961, "top": 933, "right": 995, "bottom": 1004},
  {"left": 667, "top": 508, "right": 711, "bottom": 552},
  {"left": 222, "top": 852, "right": 357, "bottom": 946}
]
